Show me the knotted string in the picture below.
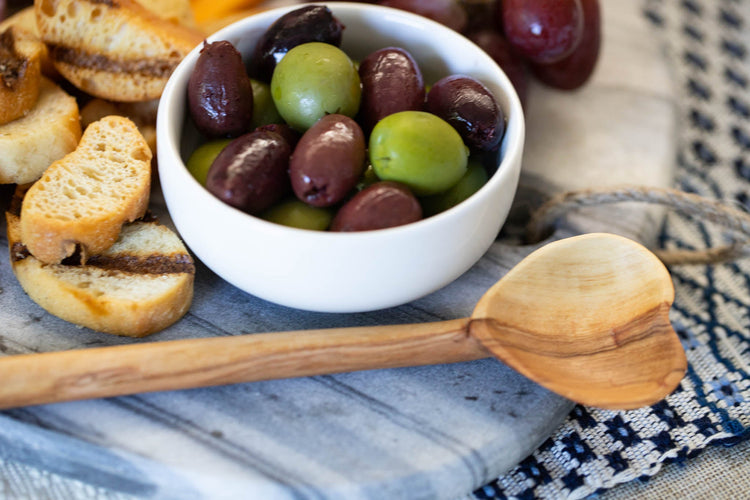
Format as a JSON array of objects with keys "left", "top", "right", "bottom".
[{"left": 525, "top": 185, "right": 750, "bottom": 266}]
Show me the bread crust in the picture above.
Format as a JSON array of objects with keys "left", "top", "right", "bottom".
[
  {"left": 7, "top": 207, "right": 195, "bottom": 337},
  {"left": 20, "top": 115, "right": 152, "bottom": 264},
  {"left": 35, "top": 0, "right": 204, "bottom": 101},
  {"left": 0, "top": 77, "right": 81, "bottom": 185},
  {"left": 0, "top": 27, "right": 44, "bottom": 125}
]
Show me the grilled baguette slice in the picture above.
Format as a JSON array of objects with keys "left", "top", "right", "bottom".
[
  {"left": 20, "top": 115, "right": 152, "bottom": 264},
  {"left": 34, "top": 0, "right": 203, "bottom": 102},
  {"left": 7, "top": 200, "right": 195, "bottom": 337},
  {"left": 0, "top": 26, "right": 44, "bottom": 125},
  {"left": 0, "top": 77, "right": 81, "bottom": 185}
]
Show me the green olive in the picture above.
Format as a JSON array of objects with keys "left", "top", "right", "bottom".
[
  {"left": 260, "top": 198, "right": 334, "bottom": 230},
  {"left": 369, "top": 111, "right": 469, "bottom": 196},
  {"left": 270, "top": 42, "right": 361, "bottom": 131},
  {"left": 251, "top": 78, "right": 283, "bottom": 127},
  {"left": 420, "top": 159, "right": 489, "bottom": 216},
  {"left": 186, "top": 138, "right": 232, "bottom": 185}
]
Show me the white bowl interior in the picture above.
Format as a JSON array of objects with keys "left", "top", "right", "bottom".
[{"left": 157, "top": 3, "right": 525, "bottom": 312}]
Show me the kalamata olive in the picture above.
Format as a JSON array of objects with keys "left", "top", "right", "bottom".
[
  {"left": 188, "top": 40, "right": 253, "bottom": 138},
  {"left": 330, "top": 181, "right": 422, "bottom": 231},
  {"left": 500, "top": 0, "right": 584, "bottom": 64},
  {"left": 468, "top": 29, "right": 528, "bottom": 106},
  {"left": 205, "top": 130, "right": 292, "bottom": 214},
  {"left": 358, "top": 47, "right": 425, "bottom": 133},
  {"left": 289, "top": 114, "right": 366, "bottom": 207},
  {"left": 255, "top": 123, "right": 301, "bottom": 149},
  {"left": 377, "top": 0, "right": 468, "bottom": 33},
  {"left": 250, "top": 5, "right": 344, "bottom": 82},
  {"left": 426, "top": 75, "right": 505, "bottom": 151},
  {"left": 530, "top": 0, "right": 601, "bottom": 90}
]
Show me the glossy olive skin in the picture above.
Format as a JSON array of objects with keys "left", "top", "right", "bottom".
[
  {"left": 290, "top": 114, "right": 366, "bottom": 207},
  {"left": 271, "top": 42, "right": 361, "bottom": 131},
  {"left": 531, "top": 0, "right": 601, "bottom": 90},
  {"left": 501, "top": 0, "right": 584, "bottom": 64},
  {"left": 426, "top": 75, "right": 505, "bottom": 151},
  {"left": 358, "top": 47, "right": 425, "bottom": 132},
  {"left": 330, "top": 181, "right": 422, "bottom": 231},
  {"left": 205, "top": 130, "right": 292, "bottom": 214},
  {"left": 251, "top": 5, "right": 344, "bottom": 82},
  {"left": 468, "top": 29, "right": 528, "bottom": 106},
  {"left": 188, "top": 41, "right": 253, "bottom": 138},
  {"left": 255, "top": 123, "right": 301, "bottom": 149},
  {"left": 370, "top": 111, "right": 468, "bottom": 196}
]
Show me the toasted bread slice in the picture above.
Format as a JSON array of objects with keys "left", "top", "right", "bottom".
[
  {"left": 0, "top": 26, "right": 44, "bottom": 125},
  {"left": 80, "top": 98, "right": 158, "bottom": 156},
  {"left": 7, "top": 196, "right": 195, "bottom": 337},
  {"left": 0, "top": 6, "right": 60, "bottom": 80},
  {"left": 35, "top": 0, "right": 203, "bottom": 102},
  {"left": 20, "top": 115, "right": 152, "bottom": 264},
  {"left": 0, "top": 77, "right": 81, "bottom": 185}
]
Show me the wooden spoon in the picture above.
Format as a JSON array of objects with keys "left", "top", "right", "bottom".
[{"left": 0, "top": 233, "right": 686, "bottom": 410}]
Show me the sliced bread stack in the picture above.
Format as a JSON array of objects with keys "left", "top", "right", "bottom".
[
  {"left": 6, "top": 116, "right": 195, "bottom": 337},
  {"left": 34, "top": 0, "right": 204, "bottom": 102}
]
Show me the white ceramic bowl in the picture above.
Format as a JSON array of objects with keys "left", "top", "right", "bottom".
[{"left": 157, "top": 2, "right": 525, "bottom": 313}]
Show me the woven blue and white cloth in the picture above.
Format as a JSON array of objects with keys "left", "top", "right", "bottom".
[{"left": 473, "top": 0, "right": 750, "bottom": 498}]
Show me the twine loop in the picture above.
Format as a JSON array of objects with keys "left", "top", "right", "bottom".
[{"left": 525, "top": 185, "right": 750, "bottom": 266}]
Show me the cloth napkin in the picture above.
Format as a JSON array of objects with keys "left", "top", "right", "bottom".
[{"left": 470, "top": 0, "right": 750, "bottom": 498}]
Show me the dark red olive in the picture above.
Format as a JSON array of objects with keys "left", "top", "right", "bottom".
[
  {"left": 250, "top": 5, "right": 344, "bottom": 82},
  {"left": 289, "top": 114, "right": 366, "bottom": 207},
  {"left": 377, "top": 0, "right": 468, "bottom": 33},
  {"left": 531, "top": 0, "right": 601, "bottom": 90},
  {"left": 500, "top": 0, "right": 584, "bottom": 64},
  {"left": 187, "top": 40, "right": 253, "bottom": 139},
  {"left": 426, "top": 75, "right": 505, "bottom": 151},
  {"left": 205, "top": 130, "right": 292, "bottom": 214},
  {"left": 468, "top": 29, "right": 528, "bottom": 107},
  {"left": 330, "top": 181, "right": 422, "bottom": 231},
  {"left": 358, "top": 47, "right": 425, "bottom": 133}
]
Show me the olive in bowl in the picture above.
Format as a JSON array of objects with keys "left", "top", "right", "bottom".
[{"left": 156, "top": 3, "right": 525, "bottom": 313}]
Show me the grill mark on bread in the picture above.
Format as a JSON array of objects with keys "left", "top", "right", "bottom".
[
  {"left": 49, "top": 44, "right": 179, "bottom": 78},
  {"left": 0, "top": 29, "right": 28, "bottom": 90},
  {"left": 11, "top": 238, "right": 195, "bottom": 275},
  {"left": 85, "top": 252, "right": 196, "bottom": 274}
]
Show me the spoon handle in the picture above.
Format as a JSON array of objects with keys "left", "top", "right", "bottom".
[{"left": 0, "top": 318, "right": 488, "bottom": 409}]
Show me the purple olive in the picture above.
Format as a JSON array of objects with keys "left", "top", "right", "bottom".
[
  {"left": 290, "top": 114, "right": 366, "bottom": 207},
  {"left": 426, "top": 75, "right": 505, "bottom": 151},
  {"left": 188, "top": 40, "right": 253, "bottom": 139},
  {"left": 330, "top": 181, "right": 422, "bottom": 231},
  {"left": 250, "top": 5, "right": 344, "bottom": 82},
  {"left": 358, "top": 47, "right": 425, "bottom": 132},
  {"left": 205, "top": 130, "right": 292, "bottom": 214}
]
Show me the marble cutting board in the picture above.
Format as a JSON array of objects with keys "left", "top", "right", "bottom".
[{"left": 0, "top": 2, "right": 675, "bottom": 499}]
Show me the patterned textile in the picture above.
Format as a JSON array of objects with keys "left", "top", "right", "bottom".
[{"left": 471, "top": 0, "right": 750, "bottom": 498}]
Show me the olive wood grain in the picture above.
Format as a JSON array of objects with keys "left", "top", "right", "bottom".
[
  {"left": 0, "top": 318, "right": 489, "bottom": 409},
  {"left": 0, "top": 233, "right": 687, "bottom": 411}
]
